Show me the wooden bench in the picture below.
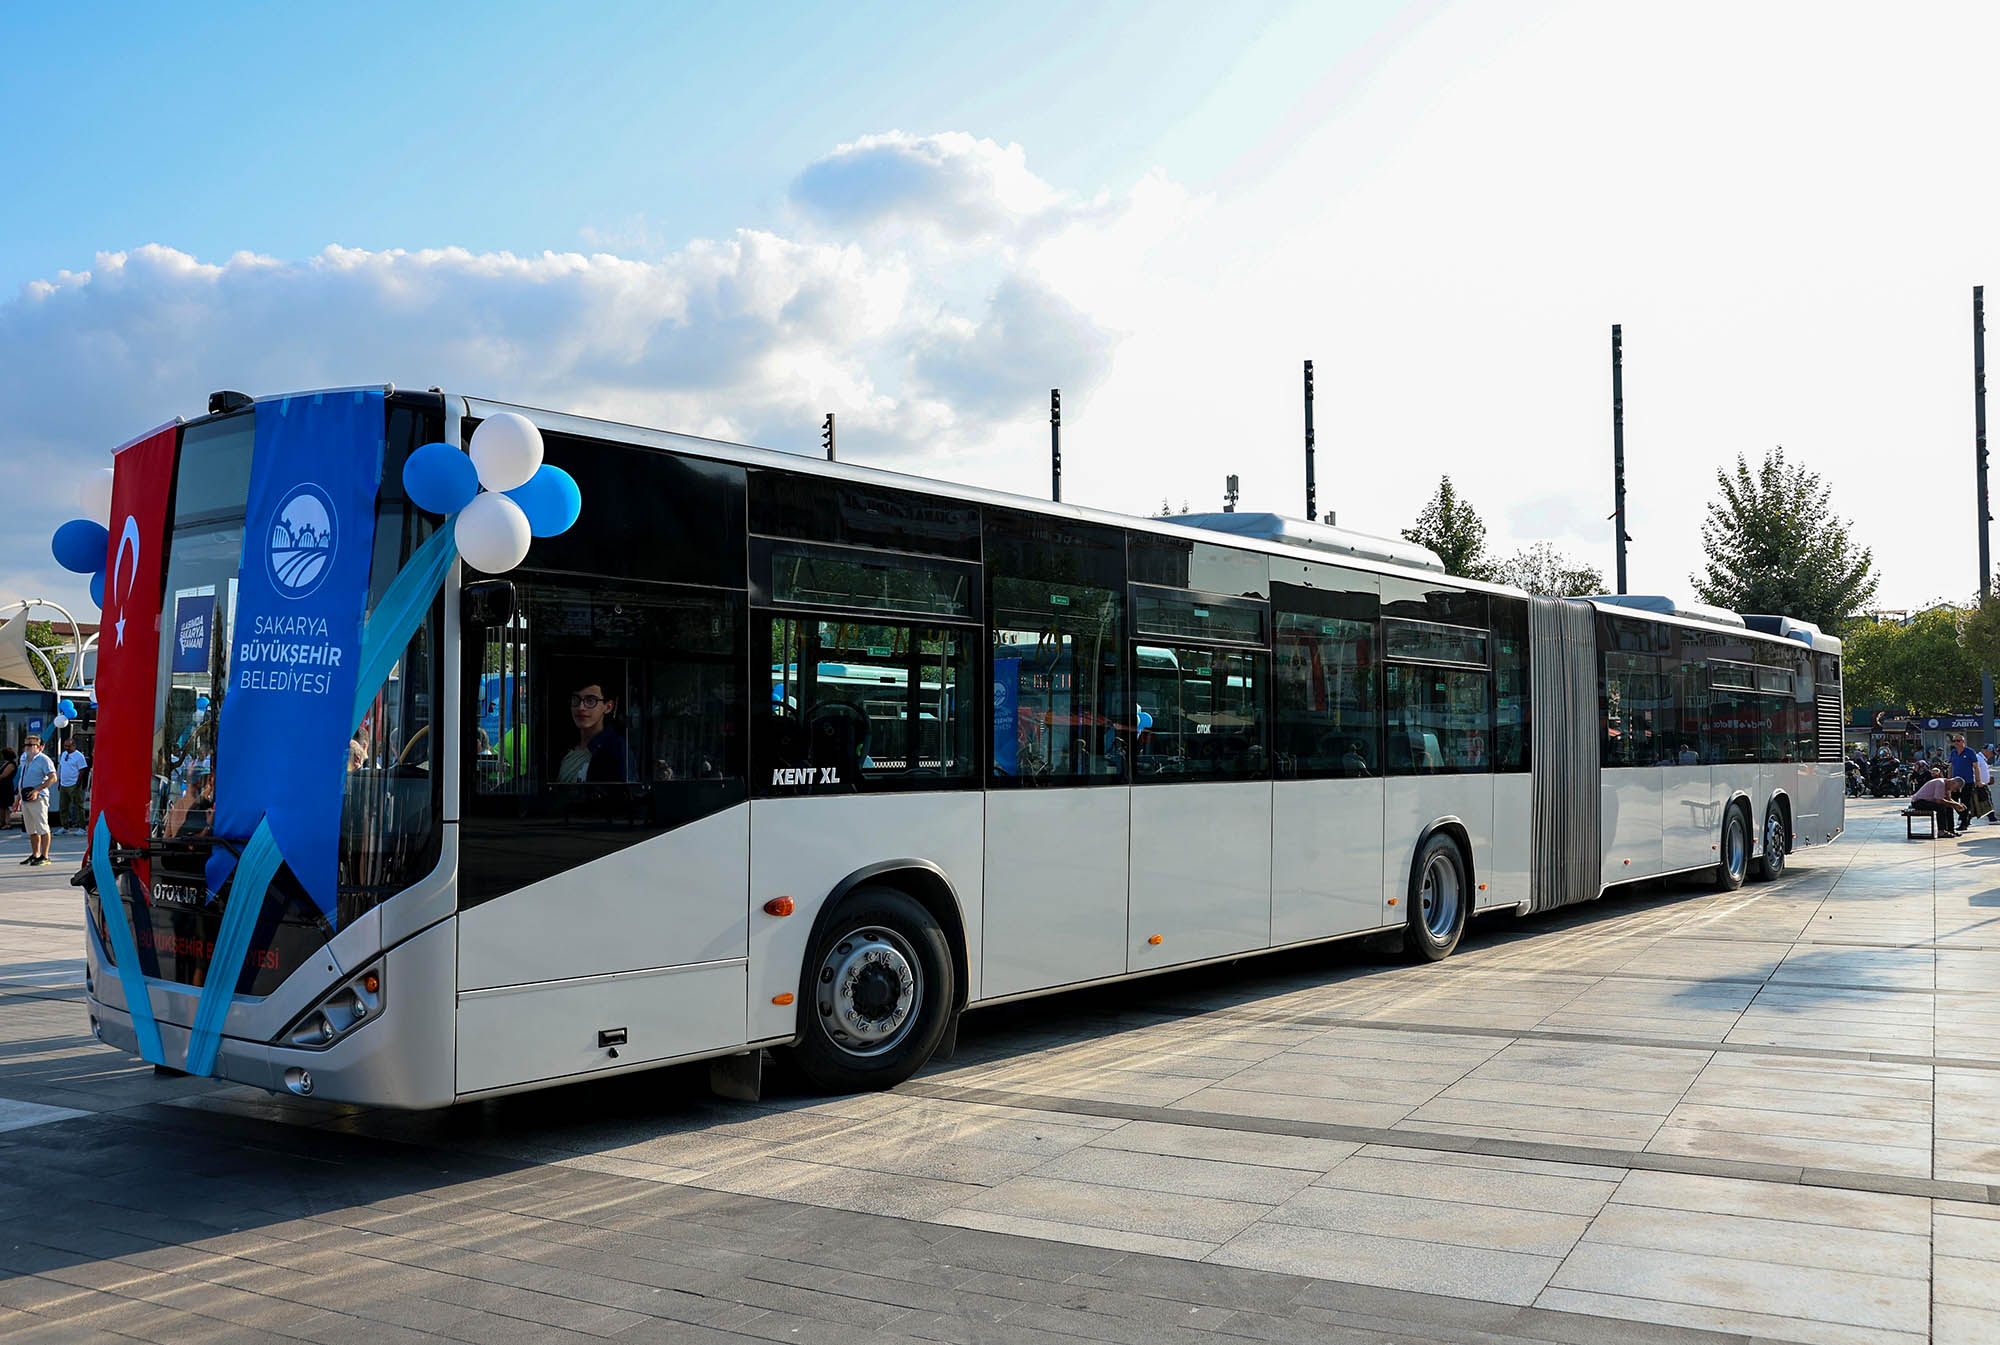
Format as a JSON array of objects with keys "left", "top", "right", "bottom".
[{"left": 1902, "top": 808, "right": 1936, "bottom": 839}]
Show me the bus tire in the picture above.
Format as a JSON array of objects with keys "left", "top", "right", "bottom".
[
  {"left": 1404, "top": 833, "right": 1468, "bottom": 962},
  {"left": 791, "top": 886, "right": 955, "bottom": 1094},
  {"left": 1753, "top": 806, "right": 1788, "bottom": 882},
  {"left": 1715, "top": 805, "right": 1750, "bottom": 891}
]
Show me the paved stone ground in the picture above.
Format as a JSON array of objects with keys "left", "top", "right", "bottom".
[{"left": 2, "top": 798, "right": 1996, "bottom": 1344}]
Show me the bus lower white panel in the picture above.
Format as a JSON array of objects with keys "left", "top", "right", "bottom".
[
  {"left": 1787, "top": 763, "right": 1818, "bottom": 842},
  {"left": 457, "top": 806, "right": 750, "bottom": 991},
  {"left": 746, "top": 793, "right": 984, "bottom": 1042},
  {"left": 1487, "top": 774, "right": 1531, "bottom": 909},
  {"left": 1128, "top": 782, "right": 1272, "bottom": 971},
  {"left": 983, "top": 788, "right": 1130, "bottom": 1000},
  {"left": 1601, "top": 768, "right": 1664, "bottom": 885},
  {"left": 1383, "top": 775, "right": 1493, "bottom": 915},
  {"left": 1271, "top": 778, "right": 1383, "bottom": 944},
  {"left": 455, "top": 959, "right": 746, "bottom": 1096},
  {"left": 1660, "top": 766, "right": 1716, "bottom": 873}
]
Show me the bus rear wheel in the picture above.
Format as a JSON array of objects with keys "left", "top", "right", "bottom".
[
  {"left": 1753, "top": 808, "right": 1788, "bottom": 881},
  {"left": 1404, "top": 833, "right": 1468, "bottom": 962},
  {"left": 1715, "top": 806, "right": 1749, "bottom": 891},
  {"left": 791, "top": 886, "right": 955, "bottom": 1094}
]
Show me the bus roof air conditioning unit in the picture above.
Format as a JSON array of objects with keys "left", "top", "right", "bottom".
[
  {"left": 1590, "top": 594, "right": 1748, "bottom": 629},
  {"left": 1168, "top": 512, "right": 1446, "bottom": 573},
  {"left": 1740, "top": 613, "right": 1824, "bottom": 646}
]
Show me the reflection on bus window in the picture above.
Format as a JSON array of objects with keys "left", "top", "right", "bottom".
[
  {"left": 1132, "top": 644, "right": 1267, "bottom": 781},
  {"left": 1273, "top": 611, "right": 1377, "bottom": 778},
  {"left": 991, "top": 577, "right": 1124, "bottom": 784},
  {"left": 1385, "top": 665, "right": 1489, "bottom": 774},
  {"left": 758, "top": 617, "right": 976, "bottom": 793}
]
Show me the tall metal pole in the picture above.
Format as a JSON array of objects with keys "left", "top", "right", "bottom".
[
  {"left": 1611, "top": 324, "right": 1628, "bottom": 594},
  {"left": 1976, "top": 287, "right": 1993, "bottom": 748},
  {"left": 1303, "top": 360, "right": 1317, "bottom": 522},
  {"left": 1050, "top": 388, "right": 1062, "bottom": 503}
]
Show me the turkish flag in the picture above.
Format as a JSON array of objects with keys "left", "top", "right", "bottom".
[{"left": 90, "top": 423, "right": 179, "bottom": 865}]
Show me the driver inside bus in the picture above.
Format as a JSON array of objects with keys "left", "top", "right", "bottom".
[{"left": 557, "top": 669, "right": 631, "bottom": 783}]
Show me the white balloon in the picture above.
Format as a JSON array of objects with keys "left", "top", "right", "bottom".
[
  {"left": 80, "top": 467, "right": 115, "bottom": 524},
  {"left": 52, "top": 714, "right": 69, "bottom": 729},
  {"left": 454, "top": 492, "right": 533, "bottom": 573},
  {"left": 469, "top": 412, "right": 544, "bottom": 492}
]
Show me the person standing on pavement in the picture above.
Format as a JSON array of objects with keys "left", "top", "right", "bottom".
[
  {"left": 1949, "top": 733, "right": 1978, "bottom": 802},
  {"left": 15, "top": 734, "right": 55, "bottom": 865},
  {"left": 1980, "top": 746, "right": 1998, "bottom": 823},
  {"left": 57, "top": 739, "right": 87, "bottom": 835}
]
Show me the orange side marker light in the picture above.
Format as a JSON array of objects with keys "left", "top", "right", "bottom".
[
  {"left": 1147, "top": 934, "right": 1164, "bottom": 945},
  {"left": 764, "top": 896, "right": 795, "bottom": 917},
  {"left": 772, "top": 993, "right": 795, "bottom": 1006}
]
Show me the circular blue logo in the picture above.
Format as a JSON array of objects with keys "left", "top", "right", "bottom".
[{"left": 265, "top": 483, "right": 338, "bottom": 599}]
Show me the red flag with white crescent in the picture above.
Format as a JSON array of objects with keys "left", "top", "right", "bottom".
[{"left": 90, "top": 424, "right": 179, "bottom": 870}]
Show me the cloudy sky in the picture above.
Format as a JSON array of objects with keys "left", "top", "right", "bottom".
[{"left": 5, "top": 0, "right": 1997, "bottom": 619}]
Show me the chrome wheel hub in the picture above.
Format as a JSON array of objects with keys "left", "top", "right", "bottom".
[
  {"left": 1419, "top": 854, "right": 1461, "bottom": 939},
  {"left": 817, "top": 926, "right": 921, "bottom": 1058},
  {"left": 1727, "top": 819, "right": 1747, "bottom": 877},
  {"left": 1765, "top": 815, "right": 1784, "bottom": 870}
]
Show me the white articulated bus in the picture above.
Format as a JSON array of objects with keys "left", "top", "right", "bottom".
[{"left": 86, "top": 388, "right": 1845, "bottom": 1106}]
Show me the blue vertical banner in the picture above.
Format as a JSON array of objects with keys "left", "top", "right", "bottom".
[{"left": 210, "top": 391, "right": 384, "bottom": 923}]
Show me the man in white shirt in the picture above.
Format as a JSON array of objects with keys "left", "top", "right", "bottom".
[
  {"left": 1979, "top": 746, "right": 1997, "bottom": 823},
  {"left": 57, "top": 740, "right": 87, "bottom": 834}
]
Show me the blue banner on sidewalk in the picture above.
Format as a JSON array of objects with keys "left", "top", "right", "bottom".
[{"left": 210, "top": 391, "right": 384, "bottom": 923}]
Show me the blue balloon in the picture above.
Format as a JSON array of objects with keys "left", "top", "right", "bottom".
[
  {"left": 402, "top": 442, "right": 480, "bottom": 515},
  {"left": 58, "top": 699, "right": 77, "bottom": 719},
  {"left": 507, "top": 464, "right": 582, "bottom": 538},
  {"left": 88, "top": 569, "right": 105, "bottom": 609},
  {"left": 1136, "top": 709, "right": 1154, "bottom": 732},
  {"left": 52, "top": 518, "right": 110, "bottom": 574},
  {"left": 196, "top": 695, "right": 211, "bottom": 711}
]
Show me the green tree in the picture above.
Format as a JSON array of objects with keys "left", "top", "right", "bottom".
[
  {"left": 1493, "top": 542, "right": 1605, "bottom": 597},
  {"left": 1691, "top": 445, "right": 1878, "bottom": 630},
  {"left": 1960, "top": 587, "right": 2000, "bottom": 679},
  {"left": 1402, "top": 476, "right": 1494, "bottom": 580},
  {"left": 1841, "top": 608, "right": 1980, "bottom": 714}
]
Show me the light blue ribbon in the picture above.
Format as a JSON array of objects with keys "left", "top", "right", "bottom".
[
  {"left": 92, "top": 816, "right": 164, "bottom": 1066},
  {"left": 179, "top": 520, "right": 459, "bottom": 1077}
]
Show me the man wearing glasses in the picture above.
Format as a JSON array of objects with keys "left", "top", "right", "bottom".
[
  {"left": 15, "top": 735, "right": 55, "bottom": 866},
  {"left": 557, "top": 672, "right": 631, "bottom": 784},
  {"left": 1949, "top": 734, "right": 1981, "bottom": 821}
]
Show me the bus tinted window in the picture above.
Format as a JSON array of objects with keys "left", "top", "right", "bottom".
[
  {"left": 1491, "top": 596, "right": 1530, "bottom": 772},
  {"left": 1132, "top": 587, "right": 1268, "bottom": 645},
  {"left": 1383, "top": 619, "right": 1486, "bottom": 667},
  {"left": 1273, "top": 607, "right": 1378, "bottom": 779},
  {"left": 1133, "top": 645, "right": 1268, "bottom": 780},
  {"left": 1128, "top": 535, "right": 1269, "bottom": 597},
  {"left": 759, "top": 618, "right": 976, "bottom": 793},
  {"left": 518, "top": 434, "right": 746, "bottom": 589},
  {"left": 986, "top": 510, "right": 1128, "bottom": 786},
  {"left": 1384, "top": 665, "right": 1490, "bottom": 773},
  {"left": 1602, "top": 651, "right": 1668, "bottom": 766},
  {"left": 1381, "top": 580, "right": 1486, "bottom": 629},
  {"left": 757, "top": 539, "right": 977, "bottom": 620},
  {"left": 750, "top": 471, "right": 981, "bottom": 560},
  {"left": 461, "top": 583, "right": 747, "bottom": 907}
]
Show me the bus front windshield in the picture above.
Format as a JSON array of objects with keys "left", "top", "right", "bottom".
[{"left": 97, "top": 398, "right": 446, "bottom": 997}]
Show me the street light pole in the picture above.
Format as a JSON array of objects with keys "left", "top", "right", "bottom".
[
  {"left": 1611, "top": 324, "right": 1629, "bottom": 594},
  {"left": 1976, "top": 286, "right": 1993, "bottom": 748},
  {"left": 1303, "top": 360, "right": 1317, "bottom": 522},
  {"left": 1050, "top": 389, "right": 1062, "bottom": 503}
]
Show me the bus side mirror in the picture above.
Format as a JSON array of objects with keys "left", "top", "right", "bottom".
[{"left": 463, "top": 581, "right": 516, "bottom": 628}]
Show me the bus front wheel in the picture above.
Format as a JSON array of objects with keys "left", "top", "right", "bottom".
[
  {"left": 1404, "top": 833, "right": 1468, "bottom": 962},
  {"left": 791, "top": 886, "right": 955, "bottom": 1094}
]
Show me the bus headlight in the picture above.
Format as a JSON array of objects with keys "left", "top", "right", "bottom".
[{"left": 279, "top": 964, "right": 383, "bottom": 1051}]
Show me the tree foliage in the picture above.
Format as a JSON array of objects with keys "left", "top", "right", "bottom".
[
  {"left": 1841, "top": 607, "right": 1981, "bottom": 715},
  {"left": 1402, "top": 476, "right": 1494, "bottom": 581},
  {"left": 1690, "top": 446, "right": 1877, "bottom": 630},
  {"left": 1493, "top": 542, "right": 1605, "bottom": 597},
  {"left": 1961, "top": 589, "right": 2000, "bottom": 678}
]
